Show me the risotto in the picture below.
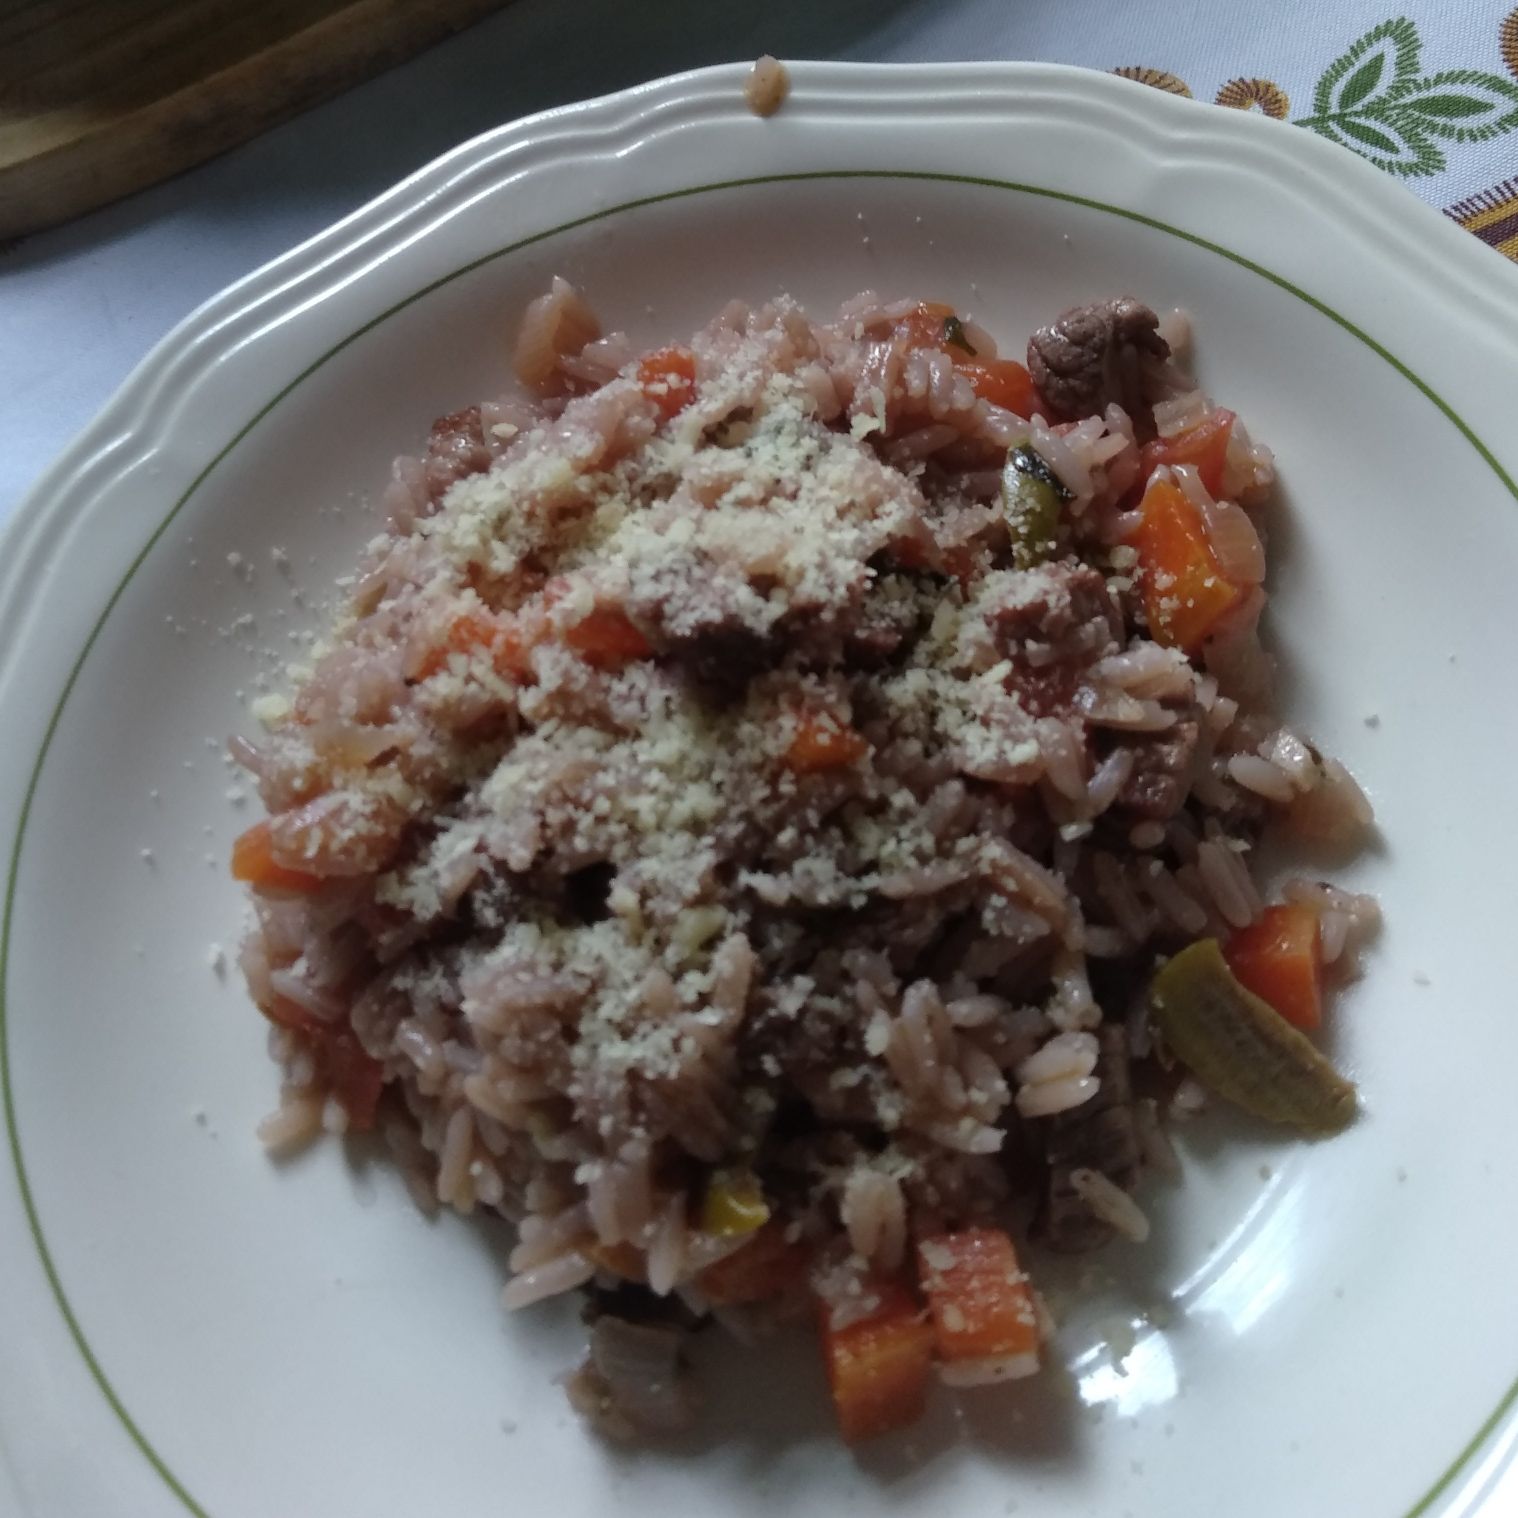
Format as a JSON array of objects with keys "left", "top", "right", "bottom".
[{"left": 230, "top": 283, "right": 1377, "bottom": 1443}]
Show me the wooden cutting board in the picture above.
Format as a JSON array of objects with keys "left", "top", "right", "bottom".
[{"left": 0, "top": 0, "right": 512, "bottom": 241}]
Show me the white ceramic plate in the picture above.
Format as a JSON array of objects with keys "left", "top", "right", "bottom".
[{"left": 4, "top": 60, "right": 1518, "bottom": 1518}]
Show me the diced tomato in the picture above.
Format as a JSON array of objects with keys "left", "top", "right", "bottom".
[
  {"left": 940, "top": 544, "right": 979, "bottom": 586},
  {"left": 1226, "top": 903, "right": 1324, "bottom": 1032},
  {"left": 892, "top": 301, "right": 957, "bottom": 350},
  {"left": 1132, "top": 474, "right": 1246, "bottom": 654},
  {"left": 1138, "top": 409, "right": 1236, "bottom": 498},
  {"left": 820, "top": 1281, "right": 936, "bottom": 1443},
  {"left": 230, "top": 820, "right": 324, "bottom": 894},
  {"left": 784, "top": 711, "right": 870, "bottom": 773},
  {"left": 698, "top": 1221, "right": 810, "bottom": 1305},
  {"left": 886, "top": 534, "right": 933, "bottom": 572},
  {"left": 563, "top": 607, "right": 653, "bottom": 669},
  {"left": 887, "top": 534, "right": 977, "bottom": 587},
  {"left": 917, "top": 1228, "right": 1040, "bottom": 1384},
  {"left": 417, "top": 610, "right": 496, "bottom": 679},
  {"left": 492, "top": 626, "right": 534, "bottom": 681},
  {"left": 319, "top": 1030, "right": 385, "bottom": 1132},
  {"left": 250, "top": 995, "right": 386, "bottom": 1129},
  {"left": 637, "top": 346, "right": 698, "bottom": 422},
  {"left": 889, "top": 307, "right": 1036, "bottom": 415},
  {"left": 957, "top": 358, "right": 1037, "bottom": 418},
  {"left": 587, "top": 1241, "right": 647, "bottom": 1282},
  {"left": 256, "top": 993, "right": 325, "bottom": 1036}
]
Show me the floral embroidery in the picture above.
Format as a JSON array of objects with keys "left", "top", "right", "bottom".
[
  {"left": 1114, "top": 10, "right": 1518, "bottom": 257},
  {"left": 1294, "top": 17, "right": 1518, "bottom": 178},
  {"left": 1111, "top": 66, "right": 1193, "bottom": 97},
  {"left": 1446, "top": 176, "right": 1518, "bottom": 258},
  {"left": 1215, "top": 77, "right": 1290, "bottom": 118}
]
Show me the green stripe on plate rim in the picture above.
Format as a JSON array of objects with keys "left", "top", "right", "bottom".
[{"left": 3, "top": 169, "right": 1515, "bottom": 1518}]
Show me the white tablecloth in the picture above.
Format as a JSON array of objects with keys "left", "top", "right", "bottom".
[{"left": 3, "top": 0, "right": 1517, "bottom": 528}]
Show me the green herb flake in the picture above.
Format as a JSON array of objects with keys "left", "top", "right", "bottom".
[{"left": 942, "top": 315, "right": 976, "bottom": 355}]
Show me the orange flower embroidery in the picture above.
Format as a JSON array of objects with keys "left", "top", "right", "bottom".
[
  {"left": 1446, "top": 177, "right": 1518, "bottom": 261},
  {"left": 1111, "top": 67, "right": 1193, "bottom": 98},
  {"left": 1215, "top": 77, "right": 1291, "bottom": 118}
]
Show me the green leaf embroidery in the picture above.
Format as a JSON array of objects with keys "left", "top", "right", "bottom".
[
  {"left": 1375, "top": 69, "right": 1518, "bottom": 143},
  {"left": 1311, "top": 16, "right": 1419, "bottom": 117},
  {"left": 1336, "top": 117, "right": 1404, "bottom": 153},
  {"left": 1306, "top": 116, "right": 1445, "bottom": 178},
  {"left": 1405, "top": 95, "right": 1491, "bottom": 118},
  {"left": 1292, "top": 18, "right": 1517, "bottom": 176},
  {"left": 1339, "top": 54, "right": 1386, "bottom": 111}
]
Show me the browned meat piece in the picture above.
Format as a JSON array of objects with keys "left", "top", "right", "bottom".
[
  {"left": 565, "top": 1315, "right": 696, "bottom": 1442},
  {"left": 424, "top": 406, "right": 493, "bottom": 505},
  {"left": 1115, "top": 710, "right": 1202, "bottom": 821},
  {"left": 982, "top": 563, "right": 1122, "bottom": 717},
  {"left": 1036, "top": 1024, "right": 1142, "bottom": 1252},
  {"left": 986, "top": 562, "right": 1123, "bottom": 659},
  {"left": 842, "top": 579, "right": 923, "bottom": 667},
  {"left": 673, "top": 623, "right": 775, "bottom": 703},
  {"left": 1026, "top": 298, "right": 1169, "bottom": 432}
]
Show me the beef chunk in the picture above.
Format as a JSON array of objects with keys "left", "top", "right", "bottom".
[
  {"left": 673, "top": 622, "right": 776, "bottom": 704},
  {"left": 974, "top": 562, "right": 1124, "bottom": 722},
  {"left": 424, "top": 406, "right": 493, "bottom": 505},
  {"left": 1115, "top": 710, "right": 1202, "bottom": 821},
  {"left": 1036, "top": 1024, "right": 1143, "bottom": 1252},
  {"left": 986, "top": 562, "right": 1123, "bottom": 658},
  {"left": 1026, "top": 298, "right": 1169, "bottom": 432}
]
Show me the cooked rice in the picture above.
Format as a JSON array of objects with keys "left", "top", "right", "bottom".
[
  {"left": 231, "top": 286, "right": 1377, "bottom": 1441},
  {"left": 1069, "top": 1167, "right": 1151, "bottom": 1243}
]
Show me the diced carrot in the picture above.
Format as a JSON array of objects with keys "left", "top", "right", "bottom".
[
  {"left": 1226, "top": 903, "right": 1324, "bottom": 1032},
  {"left": 320, "top": 1030, "right": 385, "bottom": 1132},
  {"left": 785, "top": 711, "right": 870, "bottom": 773},
  {"left": 230, "top": 820, "right": 325, "bottom": 894},
  {"left": 957, "top": 358, "right": 1037, "bottom": 418},
  {"left": 1139, "top": 408, "right": 1236, "bottom": 498},
  {"left": 697, "top": 1221, "right": 810, "bottom": 1305},
  {"left": 1133, "top": 474, "right": 1246, "bottom": 654},
  {"left": 417, "top": 610, "right": 533, "bottom": 682},
  {"left": 820, "top": 1281, "right": 936, "bottom": 1443},
  {"left": 637, "top": 346, "right": 698, "bottom": 422},
  {"left": 917, "top": 1228, "right": 1040, "bottom": 1384},
  {"left": 563, "top": 607, "right": 653, "bottom": 669}
]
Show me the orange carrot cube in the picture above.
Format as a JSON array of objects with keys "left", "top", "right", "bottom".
[
  {"left": 820, "top": 1281, "right": 936, "bottom": 1443},
  {"left": 917, "top": 1228, "right": 1041, "bottom": 1386},
  {"left": 230, "top": 820, "right": 324, "bottom": 894},
  {"left": 1227, "top": 903, "right": 1324, "bottom": 1031},
  {"left": 1133, "top": 475, "right": 1245, "bottom": 654}
]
